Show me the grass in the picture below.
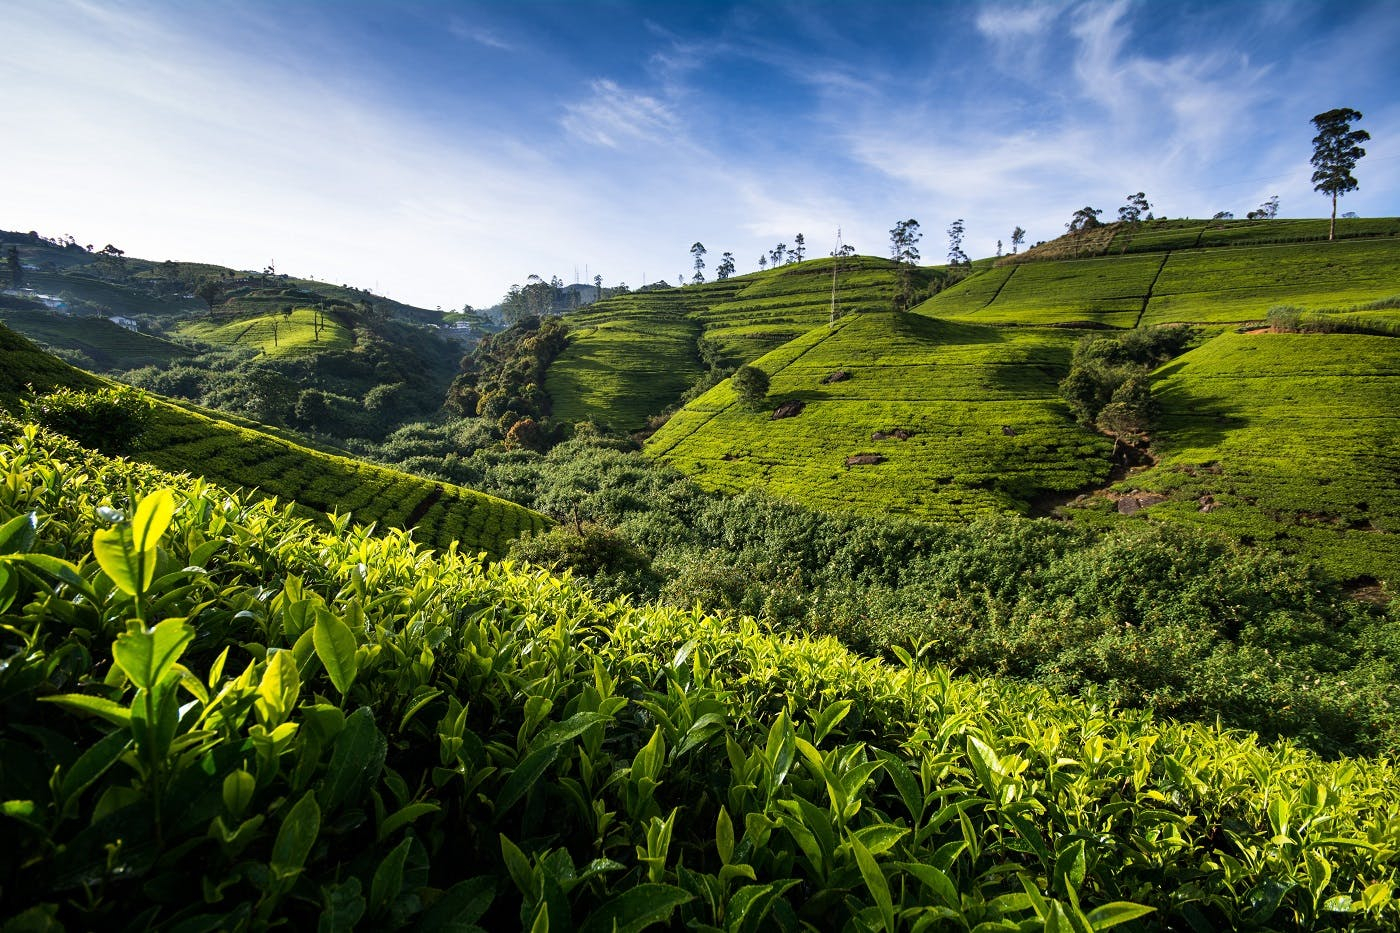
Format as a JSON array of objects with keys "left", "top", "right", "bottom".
[
  {"left": 921, "top": 253, "right": 1164, "bottom": 326},
  {"left": 1066, "top": 330, "right": 1400, "bottom": 582},
  {"left": 647, "top": 312, "right": 1108, "bottom": 519},
  {"left": 0, "top": 323, "right": 547, "bottom": 556},
  {"left": 175, "top": 306, "right": 354, "bottom": 355},
  {"left": 0, "top": 309, "right": 192, "bottom": 370}
]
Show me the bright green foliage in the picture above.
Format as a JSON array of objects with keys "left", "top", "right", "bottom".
[
  {"left": 21, "top": 384, "right": 153, "bottom": 452},
  {"left": 649, "top": 312, "right": 1108, "bottom": 519},
  {"left": 547, "top": 258, "right": 947, "bottom": 430},
  {"left": 547, "top": 308, "right": 704, "bottom": 429},
  {"left": 2, "top": 427, "right": 1400, "bottom": 930},
  {"left": 922, "top": 235, "right": 1400, "bottom": 328},
  {"left": 176, "top": 306, "right": 353, "bottom": 355},
  {"left": 1069, "top": 330, "right": 1400, "bottom": 581},
  {"left": 729, "top": 364, "right": 770, "bottom": 408},
  {"left": 0, "top": 325, "right": 547, "bottom": 556}
]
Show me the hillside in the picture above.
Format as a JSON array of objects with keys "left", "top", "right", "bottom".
[
  {"left": 546, "top": 257, "right": 946, "bottom": 430},
  {"left": 642, "top": 221, "right": 1400, "bottom": 583},
  {"left": 4, "top": 428, "right": 1400, "bottom": 930},
  {"left": 0, "top": 323, "right": 546, "bottom": 556},
  {"left": 648, "top": 312, "right": 1106, "bottom": 518}
]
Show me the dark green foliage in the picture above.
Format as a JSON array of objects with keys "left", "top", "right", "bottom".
[
  {"left": 3, "top": 427, "right": 1400, "bottom": 931},
  {"left": 729, "top": 364, "right": 770, "bottom": 409},
  {"left": 508, "top": 523, "right": 660, "bottom": 601},
  {"left": 21, "top": 384, "right": 153, "bottom": 452},
  {"left": 447, "top": 316, "right": 568, "bottom": 435},
  {"left": 366, "top": 431, "right": 1400, "bottom": 756},
  {"left": 1059, "top": 325, "right": 1193, "bottom": 425}
]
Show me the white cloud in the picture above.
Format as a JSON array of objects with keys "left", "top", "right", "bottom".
[
  {"left": 448, "top": 19, "right": 517, "bottom": 52},
  {"left": 560, "top": 79, "right": 681, "bottom": 148}
]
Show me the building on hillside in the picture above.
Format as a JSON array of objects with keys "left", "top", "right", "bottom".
[{"left": 109, "top": 315, "right": 139, "bottom": 331}]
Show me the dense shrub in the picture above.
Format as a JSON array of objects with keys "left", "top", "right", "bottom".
[{"left": 21, "top": 384, "right": 152, "bottom": 452}]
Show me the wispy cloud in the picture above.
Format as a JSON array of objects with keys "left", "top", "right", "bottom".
[
  {"left": 448, "top": 19, "right": 516, "bottom": 52},
  {"left": 561, "top": 79, "right": 681, "bottom": 148}
]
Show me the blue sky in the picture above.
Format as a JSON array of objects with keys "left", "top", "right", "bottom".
[{"left": 5, "top": 0, "right": 1399, "bottom": 309}]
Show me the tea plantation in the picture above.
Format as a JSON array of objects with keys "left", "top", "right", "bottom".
[
  {"left": 648, "top": 312, "right": 1109, "bottom": 519},
  {"left": 640, "top": 224, "right": 1400, "bottom": 581},
  {"left": 3, "top": 426, "right": 1400, "bottom": 930},
  {"left": 0, "top": 324, "right": 547, "bottom": 557},
  {"left": 547, "top": 258, "right": 945, "bottom": 430},
  {"left": 0, "top": 308, "right": 192, "bottom": 370},
  {"left": 1068, "top": 329, "right": 1400, "bottom": 582}
]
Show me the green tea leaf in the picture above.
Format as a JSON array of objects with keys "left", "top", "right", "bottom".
[
  {"left": 1085, "top": 901, "right": 1156, "bottom": 930},
  {"left": 0, "top": 511, "right": 38, "bottom": 555},
  {"left": 40, "top": 693, "right": 131, "bottom": 727},
  {"left": 496, "top": 743, "right": 560, "bottom": 815},
  {"left": 271, "top": 791, "right": 321, "bottom": 880},
  {"left": 113, "top": 617, "right": 193, "bottom": 690},
  {"left": 255, "top": 650, "right": 300, "bottom": 727},
  {"left": 716, "top": 806, "right": 735, "bottom": 866},
  {"left": 93, "top": 489, "right": 174, "bottom": 596},
  {"left": 313, "top": 607, "right": 359, "bottom": 696},
  {"left": 851, "top": 834, "right": 894, "bottom": 933},
  {"left": 378, "top": 801, "right": 440, "bottom": 842},
  {"left": 577, "top": 883, "right": 692, "bottom": 933},
  {"left": 370, "top": 837, "right": 412, "bottom": 915}
]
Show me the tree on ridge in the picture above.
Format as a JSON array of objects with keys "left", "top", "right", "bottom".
[{"left": 1310, "top": 108, "right": 1369, "bottom": 240}]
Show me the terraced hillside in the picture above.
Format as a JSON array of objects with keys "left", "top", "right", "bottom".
[
  {"left": 648, "top": 312, "right": 1108, "bottom": 518},
  {"left": 547, "top": 257, "right": 943, "bottom": 429},
  {"left": 1069, "top": 329, "right": 1400, "bottom": 581},
  {"left": 0, "top": 307, "right": 192, "bottom": 369},
  {"left": 0, "top": 324, "right": 547, "bottom": 556},
  {"left": 646, "top": 222, "right": 1400, "bottom": 583},
  {"left": 922, "top": 237, "right": 1400, "bottom": 327}
]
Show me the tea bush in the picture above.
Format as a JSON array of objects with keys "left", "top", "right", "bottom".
[{"left": 3, "top": 424, "right": 1400, "bottom": 930}]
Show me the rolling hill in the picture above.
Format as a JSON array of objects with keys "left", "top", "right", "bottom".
[
  {"left": 0, "top": 323, "right": 547, "bottom": 557},
  {"left": 546, "top": 257, "right": 946, "bottom": 430},
  {"left": 635, "top": 219, "right": 1400, "bottom": 583}
]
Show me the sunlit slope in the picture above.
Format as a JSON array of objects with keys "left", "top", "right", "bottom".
[
  {"left": 647, "top": 312, "right": 1108, "bottom": 518},
  {"left": 0, "top": 308, "right": 192, "bottom": 370},
  {"left": 920, "top": 235, "right": 1400, "bottom": 327},
  {"left": 175, "top": 306, "right": 354, "bottom": 355},
  {"left": 0, "top": 324, "right": 547, "bottom": 555},
  {"left": 547, "top": 258, "right": 942, "bottom": 430},
  {"left": 1076, "top": 330, "right": 1400, "bottom": 582},
  {"left": 547, "top": 307, "right": 706, "bottom": 429}
]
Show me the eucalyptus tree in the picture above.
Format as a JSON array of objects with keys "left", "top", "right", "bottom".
[{"left": 1310, "top": 108, "right": 1369, "bottom": 240}]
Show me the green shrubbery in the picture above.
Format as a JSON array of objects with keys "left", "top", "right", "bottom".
[
  {"left": 4, "top": 425, "right": 1400, "bottom": 930},
  {"left": 21, "top": 384, "right": 153, "bottom": 452},
  {"left": 363, "top": 431, "right": 1400, "bottom": 757}
]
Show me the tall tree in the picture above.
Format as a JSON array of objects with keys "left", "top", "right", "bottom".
[
  {"left": 1246, "top": 195, "right": 1279, "bottom": 220},
  {"left": 758, "top": 254, "right": 768, "bottom": 271},
  {"left": 1066, "top": 207, "right": 1103, "bottom": 234},
  {"left": 716, "top": 252, "right": 736, "bottom": 280},
  {"left": 946, "top": 218, "right": 969, "bottom": 266},
  {"left": 888, "top": 219, "right": 921, "bottom": 311},
  {"left": 1118, "top": 192, "right": 1151, "bottom": 224},
  {"left": 1010, "top": 226, "right": 1026, "bottom": 254},
  {"left": 772, "top": 243, "right": 787, "bottom": 266},
  {"left": 995, "top": 239, "right": 1003, "bottom": 257},
  {"left": 5, "top": 246, "right": 21, "bottom": 288},
  {"left": 690, "top": 242, "right": 707, "bottom": 284},
  {"left": 1310, "top": 108, "right": 1369, "bottom": 240},
  {"left": 793, "top": 233, "right": 806, "bottom": 262},
  {"left": 593, "top": 274, "right": 603, "bottom": 301},
  {"left": 194, "top": 277, "right": 224, "bottom": 318}
]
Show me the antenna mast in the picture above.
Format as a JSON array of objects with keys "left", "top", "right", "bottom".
[{"left": 830, "top": 227, "right": 843, "bottom": 328}]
